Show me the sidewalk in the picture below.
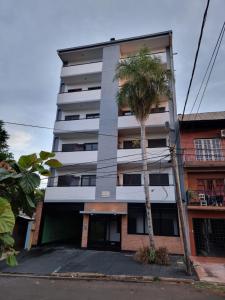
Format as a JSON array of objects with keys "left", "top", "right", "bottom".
[{"left": 191, "top": 256, "right": 225, "bottom": 284}]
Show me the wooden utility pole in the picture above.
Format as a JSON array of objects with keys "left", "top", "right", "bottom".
[{"left": 170, "top": 146, "right": 192, "bottom": 275}]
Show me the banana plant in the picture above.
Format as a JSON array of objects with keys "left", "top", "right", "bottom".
[{"left": 0, "top": 151, "right": 62, "bottom": 265}]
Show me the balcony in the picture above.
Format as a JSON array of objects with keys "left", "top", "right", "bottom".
[
  {"left": 187, "top": 190, "right": 225, "bottom": 209},
  {"left": 54, "top": 150, "right": 98, "bottom": 165},
  {"left": 54, "top": 117, "right": 99, "bottom": 135},
  {"left": 45, "top": 186, "right": 96, "bottom": 203},
  {"left": 183, "top": 149, "right": 225, "bottom": 169},
  {"left": 117, "top": 147, "right": 170, "bottom": 164},
  {"left": 118, "top": 112, "right": 170, "bottom": 132},
  {"left": 57, "top": 89, "right": 101, "bottom": 106},
  {"left": 61, "top": 61, "right": 102, "bottom": 78},
  {"left": 116, "top": 185, "right": 175, "bottom": 203}
]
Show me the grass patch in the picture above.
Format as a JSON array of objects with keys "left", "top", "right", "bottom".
[{"left": 194, "top": 282, "right": 225, "bottom": 296}]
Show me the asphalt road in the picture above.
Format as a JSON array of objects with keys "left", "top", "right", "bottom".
[{"left": 0, "top": 276, "right": 224, "bottom": 300}]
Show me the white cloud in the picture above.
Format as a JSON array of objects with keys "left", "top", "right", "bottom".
[{"left": 7, "top": 129, "right": 34, "bottom": 159}]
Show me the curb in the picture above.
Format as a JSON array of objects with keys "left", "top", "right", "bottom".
[{"left": 0, "top": 271, "right": 195, "bottom": 284}]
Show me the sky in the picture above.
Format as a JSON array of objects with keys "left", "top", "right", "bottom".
[{"left": 0, "top": 0, "right": 224, "bottom": 160}]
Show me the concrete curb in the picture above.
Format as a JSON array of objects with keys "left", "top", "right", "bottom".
[{"left": 0, "top": 271, "right": 195, "bottom": 284}]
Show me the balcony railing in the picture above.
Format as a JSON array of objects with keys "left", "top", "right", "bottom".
[
  {"left": 182, "top": 148, "right": 225, "bottom": 163},
  {"left": 187, "top": 190, "right": 225, "bottom": 207}
]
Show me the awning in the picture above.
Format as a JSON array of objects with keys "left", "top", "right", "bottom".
[{"left": 80, "top": 210, "right": 127, "bottom": 215}]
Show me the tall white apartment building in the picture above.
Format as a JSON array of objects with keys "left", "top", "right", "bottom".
[{"left": 42, "top": 31, "right": 183, "bottom": 254}]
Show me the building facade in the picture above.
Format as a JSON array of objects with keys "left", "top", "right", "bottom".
[
  {"left": 180, "top": 112, "right": 225, "bottom": 257},
  {"left": 41, "top": 31, "right": 183, "bottom": 254}
]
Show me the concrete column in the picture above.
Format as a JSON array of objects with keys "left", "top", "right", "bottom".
[{"left": 95, "top": 45, "right": 120, "bottom": 201}]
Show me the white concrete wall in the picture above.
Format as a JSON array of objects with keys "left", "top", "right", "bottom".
[
  {"left": 61, "top": 61, "right": 102, "bottom": 78},
  {"left": 57, "top": 89, "right": 101, "bottom": 105}
]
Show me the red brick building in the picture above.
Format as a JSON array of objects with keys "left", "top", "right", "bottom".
[{"left": 179, "top": 112, "right": 225, "bottom": 257}]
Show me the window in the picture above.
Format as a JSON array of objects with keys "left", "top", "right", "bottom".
[
  {"left": 81, "top": 175, "right": 96, "bottom": 186},
  {"left": 84, "top": 143, "right": 98, "bottom": 151},
  {"left": 65, "top": 115, "right": 80, "bottom": 121},
  {"left": 149, "top": 174, "right": 169, "bottom": 186},
  {"left": 123, "top": 174, "right": 141, "bottom": 186},
  {"left": 123, "top": 140, "right": 140, "bottom": 149},
  {"left": 62, "top": 143, "right": 84, "bottom": 152},
  {"left": 88, "top": 86, "right": 101, "bottom": 90},
  {"left": 67, "top": 88, "right": 82, "bottom": 93},
  {"left": 194, "top": 138, "right": 222, "bottom": 161},
  {"left": 150, "top": 107, "right": 166, "bottom": 113},
  {"left": 86, "top": 113, "right": 100, "bottom": 119},
  {"left": 128, "top": 203, "right": 179, "bottom": 236},
  {"left": 58, "top": 175, "right": 80, "bottom": 187},
  {"left": 148, "top": 139, "right": 167, "bottom": 148}
]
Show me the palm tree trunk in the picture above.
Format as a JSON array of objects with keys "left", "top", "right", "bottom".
[{"left": 140, "top": 120, "right": 155, "bottom": 249}]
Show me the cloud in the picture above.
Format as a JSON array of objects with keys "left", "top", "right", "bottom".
[{"left": 8, "top": 129, "right": 33, "bottom": 158}]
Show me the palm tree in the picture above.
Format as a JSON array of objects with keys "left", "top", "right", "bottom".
[{"left": 115, "top": 48, "right": 170, "bottom": 249}]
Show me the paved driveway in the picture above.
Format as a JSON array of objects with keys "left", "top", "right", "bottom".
[
  {"left": 191, "top": 256, "right": 225, "bottom": 284},
  {"left": 0, "top": 246, "right": 194, "bottom": 279}
]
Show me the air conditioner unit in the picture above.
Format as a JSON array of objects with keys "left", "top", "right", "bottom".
[{"left": 221, "top": 129, "right": 225, "bottom": 138}]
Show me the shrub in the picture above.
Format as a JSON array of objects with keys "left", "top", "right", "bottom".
[
  {"left": 134, "top": 246, "right": 156, "bottom": 264},
  {"left": 155, "top": 247, "right": 170, "bottom": 265},
  {"left": 134, "top": 246, "right": 150, "bottom": 264}
]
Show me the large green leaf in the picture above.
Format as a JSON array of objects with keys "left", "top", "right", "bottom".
[
  {"left": 0, "top": 197, "right": 15, "bottom": 234},
  {"left": 18, "top": 154, "right": 38, "bottom": 169},
  {"left": 0, "top": 168, "right": 22, "bottom": 182},
  {"left": 25, "top": 194, "right": 36, "bottom": 209},
  {"left": 45, "top": 159, "right": 62, "bottom": 168},
  {"left": 19, "top": 173, "right": 41, "bottom": 194},
  {"left": 0, "top": 233, "right": 15, "bottom": 247},
  {"left": 39, "top": 151, "right": 55, "bottom": 160},
  {"left": 6, "top": 254, "right": 17, "bottom": 266}
]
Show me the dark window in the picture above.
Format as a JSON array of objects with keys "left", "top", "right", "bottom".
[
  {"left": 123, "top": 174, "right": 141, "bottom": 186},
  {"left": 148, "top": 139, "right": 167, "bottom": 148},
  {"left": 123, "top": 140, "right": 140, "bottom": 149},
  {"left": 84, "top": 143, "right": 98, "bottom": 151},
  {"left": 149, "top": 174, "right": 169, "bottom": 186},
  {"left": 58, "top": 175, "right": 80, "bottom": 187},
  {"left": 65, "top": 115, "right": 80, "bottom": 121},
  {"left": 86, "top": 113, "right": 100, "bottom": 119},
  {"left": 62, "top": 143, "right": 84, "bottom": 152},
  {"left": 127, "top": 203, "right": 179, "bottom": 236},
  {"left": 67, "top": 88, "right": 82, "bottom": 93},
  {"left": 150, "top": 107, "right": 166, "bottom": 113},
  {"left": 88, "top": 86, "right": 101, "bottom": 90},
  {"left": 81, "top": 175, "right": 96, "bottom": 186}
]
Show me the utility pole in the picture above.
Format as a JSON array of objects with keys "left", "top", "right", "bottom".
[{"left": 170, "top": 146, "right": 192, "bottom": 275}]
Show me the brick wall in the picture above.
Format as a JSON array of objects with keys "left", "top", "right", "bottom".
[{"left": 121, "top": 215, "right": 184, "bottom": 254}]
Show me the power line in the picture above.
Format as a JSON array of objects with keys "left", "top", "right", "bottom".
[
  {"left": 181, "top": 0, "right": 210, "bottom": 121},
  {"left": 189, "top": 22, "right": 225, "bottom": 115},
  {"left": 194, "top": 24, "right": 225, "bottom": 119}
]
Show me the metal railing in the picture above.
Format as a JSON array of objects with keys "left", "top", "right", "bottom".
[{"left": 187, "top": 189, "right": 225, "bottom": 206}]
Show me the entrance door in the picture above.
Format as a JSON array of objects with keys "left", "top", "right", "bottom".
[
  {"left": 193, "top": 218, "right": 225, "bottom": 257},
  {"left": 88, "top": 215, "right": 121, "bottom": 250}
]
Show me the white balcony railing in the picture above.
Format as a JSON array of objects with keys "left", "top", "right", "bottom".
[
  {"left": 57, "top": 89, "right": 101, "bottom": 105},
  {"left": 54, "top": 118, "right": 99, "bottom": 134},
  {"left": 118, "top": 112, "right": 170, "bottom": 130},
  {"left": 45, "top": 186, "right": 96, "bottom": 202},
  {"left": 116, "top": 186, "right": 176, "bottom": 203},
  {"left": 61, "top": 61, "right": 103, "bottom": 78}
]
